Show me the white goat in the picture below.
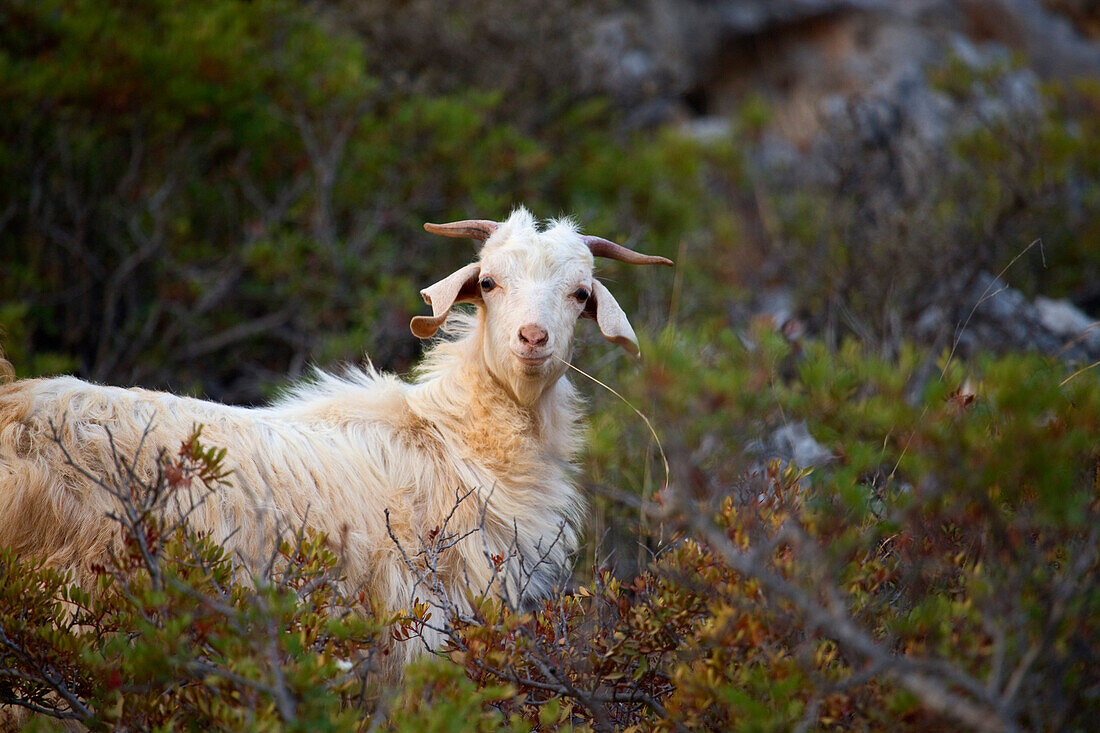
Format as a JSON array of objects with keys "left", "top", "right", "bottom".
[{"left": 0, "top": 206, "right": 671, "bottom": 658}]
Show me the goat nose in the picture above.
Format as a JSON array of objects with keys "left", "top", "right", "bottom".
[{"left": 518, "top": 324, "right": 549, "bottom": 347}]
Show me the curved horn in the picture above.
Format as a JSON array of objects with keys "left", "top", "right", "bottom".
[
  {"left": 423, "top": 220, "right": 499, "bottom": 241},
  {"left": 583, "top": 235, "right": 673, "bottom": 266}
]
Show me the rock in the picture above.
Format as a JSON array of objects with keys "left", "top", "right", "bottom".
[
  {"left": 1043, "top": 0, "right": 1100, "bottom": 39},
  {"left": 743, "top": 420, "right": 832, "bottom": 501},
  {"left": 703, "top": 0, "right": 893, "bottom": 36},
  {"left": 1035, "top": 296, "right": 1100, "bottom": 352},
  {"left": 756, "top": 288, "right": 796, "bottom": 328},
  {"left": 747, "top": 420, "right": 832, "bottom": 468},
  {"left": 569, "top": 0, "right": 1100, "bottom": 359},
  {"left": 916, "top": 272, "right": 1100, "bottom": 363},
  {"left": 950, "top": 0, "right": 1100, "bottom": 78},
  {"left": 772, "top": 422, "right": 834, "bottom": 468},
  {"left": 577, "top": 0, "right": 1098, "bottom": 133},
  {"left": 679, "top": 115, "right": 734, "bottom": 142}
]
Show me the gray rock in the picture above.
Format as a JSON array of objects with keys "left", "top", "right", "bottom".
[
  {"left": 745, "top": 420, "right": 832, "bottom": 498},
  {"left": 772, "top": 422, "right": 834, "bottom": 468},
  {"left": 975, "top": 0, "right": 1100, "bottom": 78},
  {"left": 578, "top": 0, "right": 1098, "bottom": 131},
  {"left": 705, "top": 0, "right": 893, "bottom": 36},
  {"left": 679, "top": 115, "right": 734, "bottom": 142},
  {"left": 1035, "top": 296, "right": 1100, "bottom": 351},
  {"left": 948, "top": 33, "right": 1012, "bottom": 72},
  {"left": 917, "top": 272, "right": 1100, "bottom": 363},
  {"left": 756, "top": 287, "right": 796, "bottom": 328}
]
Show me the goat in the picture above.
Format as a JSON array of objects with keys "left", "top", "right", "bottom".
[{"left": 0, "top": 207, "right": 671, "bottom": 659}]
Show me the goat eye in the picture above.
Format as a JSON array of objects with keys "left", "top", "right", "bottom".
[
  {"left": 480, "top": 277, "right": 496, "bottom": 292},
  {"left": 573, "top": 287, "right": 590, "bottom": 302}
]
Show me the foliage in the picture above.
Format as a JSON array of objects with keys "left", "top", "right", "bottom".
[
  {"left": 0, "top": 428, "right": 390, "bottom": 730},
  {"left": 397, "top": 327, "right": 1100, "bottom": 731},
  {"left": 3, "top": 332, "right": 1098, "bottom": 730},
  {"left": 3, "top": 0, "right": 1100, "bottom": 729},
  {"left": 330, "top": 0, "right": 615, "bottom": 112},
  {"left": 585, "top": 324, "right": 1100, "bottom": 730},
  {"left": 0, "top": 0, "right": 722, "bottom": 403},
  {"left": 5, "top": 0, "right": 1096, "bottom": 398},
  {"left": 769, "top": 57, "right": 1100, "bottom": 352}
]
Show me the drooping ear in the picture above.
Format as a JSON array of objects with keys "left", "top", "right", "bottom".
[
  {"left": 582, "top": 279, "right": 640, "bottom": 357},
  {"left": 410, "top": 262, "right": 482, "bottom": 339}
]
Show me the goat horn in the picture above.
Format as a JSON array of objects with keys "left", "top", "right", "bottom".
[
  {"left": 423, "top": 220, "right": 499, "bottom": 241},
  {"left": 583, "top": 235, "right": 674, "bottom": 266}
]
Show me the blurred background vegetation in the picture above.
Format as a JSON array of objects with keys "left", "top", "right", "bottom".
[
  {"left": 2, "top": 0, "right": 1100, "bottom": 729},
  {"left": 3, "top": 0, "right": 1099, "bottom": 399}
]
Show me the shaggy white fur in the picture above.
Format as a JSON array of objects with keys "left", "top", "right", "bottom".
[{"left": 0, "top": 206, "right": 669, "bottom": 663}]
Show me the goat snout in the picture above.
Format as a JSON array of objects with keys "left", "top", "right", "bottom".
[{"left": 517, "top": 324, "right": 549, "bottom": 348}]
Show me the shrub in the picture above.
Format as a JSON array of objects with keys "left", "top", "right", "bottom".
[
  {"left": 4, "top": 332, "right": 1096, "bottom": 730},
  {"left": 0, "top": 0, "right": 728, "bottom": 403},
  {"left": 0, "top": 428, "right": 388, "bottom": 730},
  {"left": 570, "top": 325, "right": 1100, "bottom": 729}
]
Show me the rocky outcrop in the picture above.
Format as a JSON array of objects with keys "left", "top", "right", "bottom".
[
  {"left": 915, "top": 272, "right": 1100, "bottom": 364},
  {"left": 581, "top": 0, "right": 1099, "bottom": 132}
]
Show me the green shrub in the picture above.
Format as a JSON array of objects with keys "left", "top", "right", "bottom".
[
  {"left": 7, "top": 331, "right": 1096, "bottom": 730},
  {"left": 0, "top": 0, "right": 731, "bottom": 403},
  {"left": 0, "top": 429, "right": 389, "bottom": 730},
  {"left": 441, "top": 328, "right": 1100, "bottom": 730}
]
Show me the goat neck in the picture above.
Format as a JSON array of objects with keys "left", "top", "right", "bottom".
[{"left": 412, "top": 321, "right": 581, "bottom": 462}]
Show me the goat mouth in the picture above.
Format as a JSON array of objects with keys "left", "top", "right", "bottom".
[{"left": 512, "top": 351, "right": 551, "bottom": 367}]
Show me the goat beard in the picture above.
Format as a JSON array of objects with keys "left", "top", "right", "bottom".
[{"left": 482, "top": 348, "right": 569, "bottom": 407}]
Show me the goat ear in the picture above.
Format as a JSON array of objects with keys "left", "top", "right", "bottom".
[
  {"left": 410, "top": 262, "right": 482, "bottom": 339},
  {"left": 582, "top": 279, "right": 640, "bottom": 357}
]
